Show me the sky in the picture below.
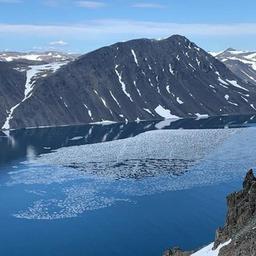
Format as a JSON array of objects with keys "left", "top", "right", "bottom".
[{"left": 0, "top": 0, "right": 256, "bottom": 53}]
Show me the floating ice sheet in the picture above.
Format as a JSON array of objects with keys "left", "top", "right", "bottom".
[{"left": 5, "top": 128, "right": 256, "bottom": 220}]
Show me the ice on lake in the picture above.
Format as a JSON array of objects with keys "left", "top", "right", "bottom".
[{"left": 5, "top": 127, "right": 256, "bottom": 220}]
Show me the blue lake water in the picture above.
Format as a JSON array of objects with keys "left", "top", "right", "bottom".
[{"left": 0, "top": 115, "right": 256, "bottom": 256}]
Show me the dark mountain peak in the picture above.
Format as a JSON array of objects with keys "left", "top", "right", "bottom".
[{"left": 164, "top": 34, "right": 189, "bottom": 42}]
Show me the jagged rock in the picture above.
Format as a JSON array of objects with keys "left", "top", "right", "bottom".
[
  {"left": 214, "top": 169, "right": 256, "bottom": 249},
  {"left": 163, "top": 247, "right": 192, "bottom": 256},
  {"left": 218, "top": 229, "right": 256, "bottom": 256},
  {"left": 216, "top": 170, "right": 256, "bottom": 256},
  {"left": 163, "top": 169, "right": 256, "bottom": 256}
]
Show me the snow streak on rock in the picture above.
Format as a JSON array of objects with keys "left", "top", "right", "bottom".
[
  {"left": 2, "top": 63, "right": 67, "bottom": 130},
  {"left": 115, "top": 65, "right": 133, "bottom": 102}
]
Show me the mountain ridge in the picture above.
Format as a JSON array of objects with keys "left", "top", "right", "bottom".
[
  {"left": 1, "top": 35, "right": 256, "bottom": 130},
  {"left": 212, "top": 48, "right": 256, "bottom": 86}
]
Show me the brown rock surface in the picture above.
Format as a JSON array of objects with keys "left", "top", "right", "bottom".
[
  {"left": 217, "top": 169, "right": 256, "bottom": 256},
  {"left": 163, "top": 169, "right": 256, "bottom": 256},
  {"left": 215, "top": 169, "right": 256, "bottom": 248},
  {"left": 163, "top": 247, "right": 192, "bottom": 256}
]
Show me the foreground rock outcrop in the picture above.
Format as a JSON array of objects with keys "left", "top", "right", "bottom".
[
  {"left": 215, "top": 169, "right": 256, "bottom": 256},
  {"left": 164, "top": 169, "right": 256, "bottom": 256},
  {"left": 163, "top": 247, "right": 192, "bottom": 256}
]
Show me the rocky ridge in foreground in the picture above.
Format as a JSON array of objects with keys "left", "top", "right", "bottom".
[{"left": 164, "top": 169, "right": 256, "bottom": 256}]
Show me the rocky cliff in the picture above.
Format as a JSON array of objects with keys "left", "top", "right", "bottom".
[
  {"left": 215, "top": 169, "right": 256, "bottom": 256},
  {"left": 164, "top": 169, "right": 256, "bottom": 256}
]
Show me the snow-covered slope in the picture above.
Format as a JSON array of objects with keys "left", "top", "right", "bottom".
[
  {"left": 0, "top": 51, "right": 78, "bottom": 63},
  {"left": 191, "top": 240, "right": 231, "bottom": 256},
  {"left": 212, "top": 48, "right": 256, "bottom": 85}
]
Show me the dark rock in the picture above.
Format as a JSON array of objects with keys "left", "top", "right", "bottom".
[
  {"left": 163, "top": 247, "right": 192, "bottom": 256},
  {"left": 163, "top": 169, "right": 256, "bottom": 256},
  {"left": 214, "top": 169, "right": 256, "bottom": 255},
  {"left": 0, "top": 61, "right": 26, "bottom": 127}
]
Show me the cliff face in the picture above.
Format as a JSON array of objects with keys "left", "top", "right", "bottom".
[
  {"left": 215, "top": 169, "right": 256, "bottom": 256},
  {"left": 163, "top": 169, "right": 256, "bottom": 256},
  {"left": 163, "top": 248, "right": 192, "bottom": 256}
]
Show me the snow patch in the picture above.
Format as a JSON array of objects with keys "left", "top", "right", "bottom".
[
  {"left": 250, "top": 104, "right": 256, "bottom": 110},
  {"left": 115, "top": 65, "right": 133, "bottom": 102},
  {"left": 83, "top": 104, "right": 92, "bottom": 118},
  {"left": 131, "top": 49, "right": 139, "bottom": 66},
  {"left": 166, "top": 85, "right": 171, "bottom": 94},
  {"left": 110, "top": 91, "right": 121, "bottom": 108},
  {"left": 195, "top": 113, "right": 209, "bottom": 119},
  {"left": 226, "top": 79, "right": 249, "bottom": 92},
  {"left": 176, "top": 97, "right": 184, "bottom": 104},
  {"left": 143, "top": 108, "right": 153, "bottom": 115},
  {"left": 134, "top": 81, "right": 142, "bottom": 97},
  {"left": 155, "top": 105, "right": 180, "bottom": 119},
  {"left": 169, "top": 64, "right": 175, "bottom": 75},
  {"left": 228, "top": 101, "right": 238, "bottom": 106},
  {"left": 192, "top": 239, "right": 231, "bottom": 256}
]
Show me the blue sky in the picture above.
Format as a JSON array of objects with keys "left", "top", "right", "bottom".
[{"left": 1, "top": 0, "right": 256, "bottom": 53}]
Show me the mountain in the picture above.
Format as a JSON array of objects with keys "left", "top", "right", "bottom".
[
  {"left": 1, "top": 35, "right": 256, "bottom": 130},
  {"left": 213, "top": 48, "right": 256, "bottom": 86},
  {"left": 0, "top": 51, "right": 78, "bottom": 64}
]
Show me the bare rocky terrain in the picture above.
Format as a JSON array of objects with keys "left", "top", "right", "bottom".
[{"left": 163, "top": 169, "right": 256, "bottom": 256}]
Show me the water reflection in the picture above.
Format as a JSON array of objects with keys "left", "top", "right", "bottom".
[{"left": 0, "top": 114, "right": 256, "bottom": 165}]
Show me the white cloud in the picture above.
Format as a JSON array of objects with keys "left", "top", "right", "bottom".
[
  {"left": 1, "top": 20, "right": 256, "bottom": 38},
  {"left": 75, "top": 1, "right": 106, "bottom": 8},
  {"left": 132, "top": 3, "right": 166, "bottom": 9},
  {"left": 49, "top": 40, "right": 68, "bottom": 46},
  {"left": 0, "top": 0, "right": 22, "bottom": 3}
]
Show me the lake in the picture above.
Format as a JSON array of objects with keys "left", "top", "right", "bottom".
[{"left": 0, "top": 115, "right": 256, "bottom": 256}]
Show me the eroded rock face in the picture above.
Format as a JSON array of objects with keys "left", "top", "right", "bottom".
[
  {"left": 218, "top": 231, "right": 256, "bottom": 256},
  {"left": 214, "top": 169, "right": 256, "bottom": 248},
  {"left": 163, "top": 247, "right": 192, "bottom": 256},
  {"left": 163, "top": 169, "right": 256, "bottom": 256}
]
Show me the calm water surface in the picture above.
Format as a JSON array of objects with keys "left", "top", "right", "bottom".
[{"left": 0, "top": 115, "right": 256, "bottom": 256}]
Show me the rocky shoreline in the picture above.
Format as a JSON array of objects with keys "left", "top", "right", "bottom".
[{"left": 164, "top": 169, "right": 256, "bottom": 256}]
